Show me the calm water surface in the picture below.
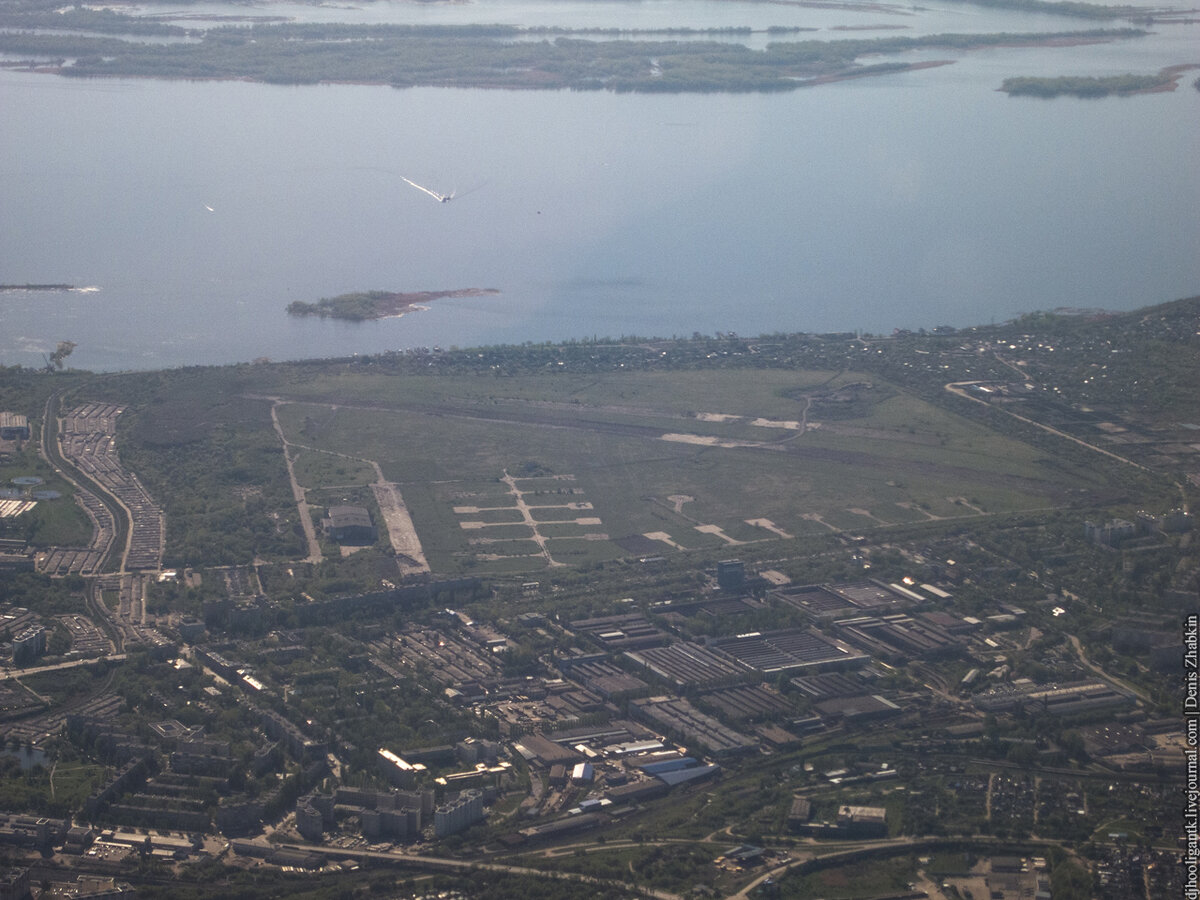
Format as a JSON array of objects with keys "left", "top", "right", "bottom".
[{"left": 1, "top": 0, "right": 1198, "bottom": 371}]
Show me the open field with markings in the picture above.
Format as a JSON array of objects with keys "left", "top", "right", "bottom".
[{"left": 255, "top": 368, "right": 1105, "bottom": 574}]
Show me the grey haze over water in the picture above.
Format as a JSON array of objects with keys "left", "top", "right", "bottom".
[{"left": 1, "top": 0, "right": 1198, "bottom": 372}]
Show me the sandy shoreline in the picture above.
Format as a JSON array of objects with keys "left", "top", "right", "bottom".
[{"left": 367, "top": 289, "right": 499, "bottom": 318}]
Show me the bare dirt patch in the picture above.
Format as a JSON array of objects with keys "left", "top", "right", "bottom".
[
  {"left": 746, "top": 518, "right": 794, "bottom": 539},
  {"left": 761, "top": 569, "right": 791, "bottom": 585},
  {"left": 667, "top": 494, "right": 694, "bottom": 513},
  {"left": 372, "top": 481, "right": 429, "bottom": 575},
  {"left": 750, "top": 417, "right": 802, "bottom": 430},
  {"left": 846, "top": 507, "right": 887, "bottom": 524},
  {"left": 695, "top": 524, "right": 742, "bottom": 545},
  {"left": 644, "top": 531, "right": 684, "bottom": 549}
]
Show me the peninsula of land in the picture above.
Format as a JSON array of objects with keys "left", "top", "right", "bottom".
[{"left": 286, "top": 289, "right": 499, "bottom": 322}]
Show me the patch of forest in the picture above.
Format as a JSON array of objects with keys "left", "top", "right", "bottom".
[
  {"left": 286, "top": 289, "right": 499, "bottom": 322},
  {"left": 1000, "top": 66, "right": 1191, "bottom": 96}
]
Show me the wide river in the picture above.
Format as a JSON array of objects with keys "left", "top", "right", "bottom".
[{"left": 2, "top": 0, "right": 1198, "bottom": 371}]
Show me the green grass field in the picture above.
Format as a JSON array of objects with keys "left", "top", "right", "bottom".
[
  {"left": 291, "top": 449, "right": 376, "bottom": 489},
  {"left": 0, "top": 451, "right": 93, "bottom": 547}
]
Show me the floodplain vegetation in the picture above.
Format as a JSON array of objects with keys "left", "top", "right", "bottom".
[
  {"left": 1000, "top": 67, "right": 1191, "bottom": 96},
  {"left": 0, "top": 0, "right": 1151, "bottom": 95}
]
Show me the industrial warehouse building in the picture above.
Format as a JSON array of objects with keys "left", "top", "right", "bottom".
[
  {"left": 0, "top": 413, "right": 30, "bottom": 441},
  {"left": 321, "top": 506, "right": 377, "bottom": 544}
]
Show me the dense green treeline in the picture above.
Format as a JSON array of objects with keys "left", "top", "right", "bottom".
[
  {"left": 0, "top": 5, "right": 187, "bottom": 35},
  {"left": 0, "top": 0, "right": 1148, "bottom": 30},
  {"left": 77, "top": 371, "right": 309, "bottom": 567},
  {"left": 286, "top": 293, "right": 387, "bottom": 322},
  {"left": 0, "top": 23, "right": 1145, "bottom": 92},
  {"left": 940, "top": 0, "right": 1156, "bottom": 18},
  {"left": 1001, "top": 71, "right": 1174, "bottom": 96}
]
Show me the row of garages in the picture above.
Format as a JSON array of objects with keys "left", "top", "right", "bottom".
[
  {"left": 39, "top": 476, "right": 117, "bottom": 576},
  {"left": 59, "top": 405, "right": 164, "bottom": 571}
]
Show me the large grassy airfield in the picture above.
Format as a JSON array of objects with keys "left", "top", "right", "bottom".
[{"left": 231, "top": 365, "right": 1103, "bottom": 575}]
